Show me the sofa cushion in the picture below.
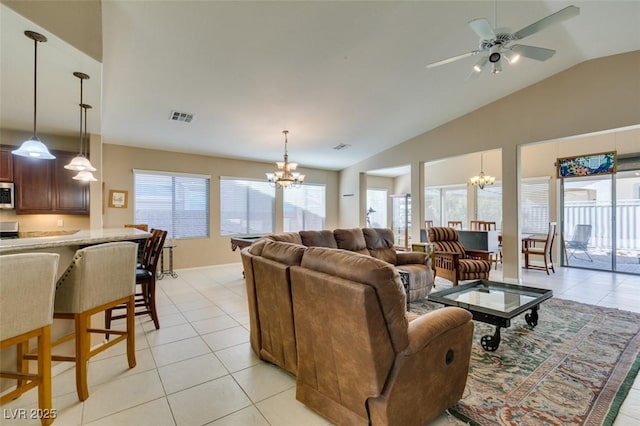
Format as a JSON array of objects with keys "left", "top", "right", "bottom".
[
  {"left": 362, "top": 228, "right": 398, "bottom": 265},
  {"left": 299, "top": 230, "right": 338, "bottom": 248},
  {"left": 333, "top": 228, "right": 369, "bottom": 255},
  {"left": 265, "top": 232, "right": 303, "bottom": 245},
  {"left": 300, "top": 246, "right": 409, "bottom": 352},
  {"left": 260, "top": 240, "right": 305, "bottom": 266}
]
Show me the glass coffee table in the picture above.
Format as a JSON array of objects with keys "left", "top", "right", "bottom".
[{"left": 428, "top": 280, "right": 553, "bottom": 351}]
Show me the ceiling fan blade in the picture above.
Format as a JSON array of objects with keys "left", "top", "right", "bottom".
[
  {"left": 511, "top": 44, "right": 556, "bottom": 61},
  {"left": 426, "top": 50, "right": 481, "bottom": 68},
  {"left": 468, "top": 18, "right": 496, "bottom": 41},
  {"left": 512, "top": 5, "right": 580, "bottom": 40}
]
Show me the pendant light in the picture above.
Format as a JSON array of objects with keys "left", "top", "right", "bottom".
[
  {"left": 73, "top": 104, "right": 97, "bottom": 182},
  {"left": 12, "top": 31, "right": 55, "bottom": 159},
  {"left": 469, "top": 152, "right": 495, "bottom": 190},
  {"left": 65, "top": 72, "right": 96, "bottom": 172}
]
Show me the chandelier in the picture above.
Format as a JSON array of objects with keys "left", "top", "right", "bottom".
[
  {"left": 469, "top": 153, "right": 495, "bottom": 190},
  {"left": 266, "top": 130, "right": 305, "bottom": 188}
]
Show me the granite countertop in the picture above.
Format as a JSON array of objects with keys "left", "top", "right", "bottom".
[{"left": 0, "top": 228, "right": 152, "bottom": 254}]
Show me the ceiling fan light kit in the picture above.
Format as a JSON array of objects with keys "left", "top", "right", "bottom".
[{"left": 426, "top": 5, "right": 580, "bottom": 76}]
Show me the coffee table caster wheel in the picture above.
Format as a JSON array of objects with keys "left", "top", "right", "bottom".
[
  {"left": 525, "top": 306, "right": 539, "bottom": 327},
  {"left": 480, "top": 327, "right": 501, "bottom": 351}
]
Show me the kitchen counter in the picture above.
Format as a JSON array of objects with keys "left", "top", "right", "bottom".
[{"left": 0, "top": 227, "right": 151, "bottom": 254}]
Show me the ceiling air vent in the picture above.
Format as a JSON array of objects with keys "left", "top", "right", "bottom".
[
  {"left": 169, "top": 110, "right": 194, "bottom": 123},
  {"left": 333, "top": 143, "right": 351, "bottom": 151}
]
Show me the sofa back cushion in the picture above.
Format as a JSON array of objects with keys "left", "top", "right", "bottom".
[
  {"left": 260, "top": 240, "right": 305, "bottom": 266},
  {"left": 363, "top": 228, "right": 398, "bottom": 265},
  {"left": 265, "top": 232, "right": 303, "bottom": 245},
  {"left": 333, "top": 228, "right": 369, "bottom": 255},
  {"left": 299, "top": 230, "right": 338, "bottom": 249},
  {"left": 299, "top": 246, "right": 408, "bottom": 352}
]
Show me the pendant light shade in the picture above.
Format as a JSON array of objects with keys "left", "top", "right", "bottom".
[
  {"left": 65, "top": 72, "right": 96, "bottom": 172},
  {"left": 12, "top": 31, "right": 55, "bottom": 160},
  {"left": 72, "top": 170, "right": 97, "bottom": 182},
  {"left": 72, "top": 104, "right": 97, "bottom": 182}
]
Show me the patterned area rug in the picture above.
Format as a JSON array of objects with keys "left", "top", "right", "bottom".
[{"left": 410, "top": 285, "right": 640, "bottom": 425}]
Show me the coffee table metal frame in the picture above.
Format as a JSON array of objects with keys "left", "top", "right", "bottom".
[{"left": 428, "top": 279, "right": 553, "bottom": 351}]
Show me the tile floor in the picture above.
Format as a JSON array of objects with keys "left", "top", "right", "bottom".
[{"left": 1, "top": 263, "right": 639, "bottom": 426}]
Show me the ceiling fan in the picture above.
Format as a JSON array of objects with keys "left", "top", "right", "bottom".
[{"left": 426, "top": 4, "right": 580, "bottom": 77}]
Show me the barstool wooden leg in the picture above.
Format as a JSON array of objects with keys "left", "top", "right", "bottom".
[
  {"left": 75, "top": 312, "right": 90, "bottom": 401},
  {"left": 16, "top": 339, "right": 29, "bottom": 388},
  {"left": 38, "top": 326, "right": 53, "bottom": 426},
  {"left": 126, "top": 295, "right": 137, "bottom": 368}
]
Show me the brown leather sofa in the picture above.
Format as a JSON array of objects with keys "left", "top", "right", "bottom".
[{"left": 242, "top": 240, "right": 474, "bottom": 425}]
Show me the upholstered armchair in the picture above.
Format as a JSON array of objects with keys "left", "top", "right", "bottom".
[
  {"left": 363, "top": 227, "right": 434, "bottom": 300},
  {"left": 427, "top": 227, "right": 491, "bottom": 286}
]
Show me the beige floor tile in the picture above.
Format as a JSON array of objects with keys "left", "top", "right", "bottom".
[
  {"left": 145, "top": 323, "right": 198, "bottom": 347},
  {"left": 88, "top": 348, "right": 157, "bottom": 387},
  {"left": 208, "top": 406, "right": 270, "bottom": 426},
  {"left": 149, "top": 336, "right": 211, "bottom": 367},
  {"left": 142, "top": 312, "right": 188, "bottom": 332},
  {"left": 84, "top": 397, "right": 175, "bottom": 426},
  {"left": 215, "top": 342, "right": 261, "bottom": 373},
  {"left": 191, "top": 314, "right": 240, "bottom": 335},
  {"left": 232, "top": 363, "right": 296, "bottom": 402},
  {"left": 256, "top": 388, "right": 330, "bottom": 426},
  {"left": 167, "top": 375, "right": 251, "bottom": 426},
  {"left": 82, "top": 369, "right": 165, "bottom": 423},
  {"left": 201, "top": 326, "right": 249, "bottom": 351},
  {"left": 181, "top": 305, "right": 226, "bottom": 322},
  {"left": 158, "top": 353, "right": 228, "bottom": 394}
]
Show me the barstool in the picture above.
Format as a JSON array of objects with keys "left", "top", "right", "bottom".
[
  {"left": 44, "top": 242, "right": 138, "bottom": 401},
  {"left": 0, "top": 253, "right": 59, "bottom": 426},
  {"left": 106, "top": 229, "right": 166, "bottom": 331}
]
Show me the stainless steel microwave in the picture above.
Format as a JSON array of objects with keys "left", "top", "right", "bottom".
[{"left": 0, "top": 182, "right": 15, "bottom": 209}]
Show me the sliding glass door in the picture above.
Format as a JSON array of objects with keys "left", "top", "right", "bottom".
[{"left": 561, "top": 170, "right": 640, "bottom": 274}]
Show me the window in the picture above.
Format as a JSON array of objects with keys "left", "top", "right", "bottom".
[
  {"left": 425, "top": 185, "right": 467, "bottom": 228},
  {"left": 283, "top": 184, "right": 326, "bottom": 232},
  {"left": 366, "top": 189, "right": 388, "bottom": 227},
  {"left": 424, "top": 188, "right": 441, "bottom": 226},
  {"left": 134, "top": 169, "right": 210, "bottom": 239},
  {"left": 476, "top": 183, "right": 502, "bottom": 229},
  {"left": 220, "top": 177, "right": 274, "bottom": 236},
  {"left": 521, "top": 177, "right": 550, "bottom": 234}
]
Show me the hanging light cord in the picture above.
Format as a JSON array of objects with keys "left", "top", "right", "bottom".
[{"left": 32, "top": 37, "right": 38, "bottom": 139}]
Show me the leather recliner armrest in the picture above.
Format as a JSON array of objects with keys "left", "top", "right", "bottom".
[
  {"left": 405, "top": 307, "right": 472, "bottom": 354},
  {"left": 396, "top": 251, "right": 427, "bottom": 265}
]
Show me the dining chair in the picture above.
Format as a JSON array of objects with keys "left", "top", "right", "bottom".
[
  {"left": 0, "top": 253, "right": 59, "bottom": 426},
  {"left": 522, "top": 222, "right": 557, "bottom": 274},
  {"left": 42, "top": 242, "right": 138, "bottom": 401},
  {"left": 106, "top": 229, "right": 167, "bottom": 331},
  {"left": 424, "top": 220, "right": 434, "bottom": 229},
  {"left": 447, "top": 221, "right": 463, "bottom": 230}
]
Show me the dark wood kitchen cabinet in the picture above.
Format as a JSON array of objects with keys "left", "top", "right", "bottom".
[
  {"left": 13, "top": 149, "right": 89, "bottom": 214},
  {"left": 0, "top": 145, "right": 13, "bottom": 182}
]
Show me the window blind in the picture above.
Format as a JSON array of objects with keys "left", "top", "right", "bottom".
[
  {"left": 133, "top": 170, "right": 210, "bottom": 239},
  {"left": 521, "top": 178, "right": 550, "bottom": 234},
  {"left": 220, "top": 177, "right": 275, "bottom": 236},
  {"left": 283, "top": 184, "right": 326, "bottom": 232}
]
